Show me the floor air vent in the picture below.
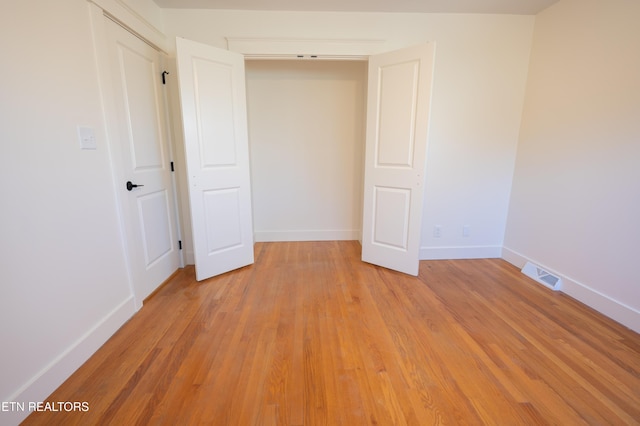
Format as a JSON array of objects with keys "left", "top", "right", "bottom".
[{"left": 521, "top": 262, "right": 562, "bottom": 291}]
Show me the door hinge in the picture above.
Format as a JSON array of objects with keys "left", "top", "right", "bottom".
[
  {"left": 170, "top": 161, "right": 174, "bottom": 172},
  {"left": 162, "top": 70, "right": 169, "bottom": 85},
  {"left": 178, "top": 240, "right": 182, "bottom": 250}
]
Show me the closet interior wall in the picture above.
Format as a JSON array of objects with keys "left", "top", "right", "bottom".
[{"left": 245, "top": 59, "right": 367, "bottom": 242}]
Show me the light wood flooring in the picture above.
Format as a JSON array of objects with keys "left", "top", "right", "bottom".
[{"left": 23, "top": 241, "right": 640, "bottom": 425}]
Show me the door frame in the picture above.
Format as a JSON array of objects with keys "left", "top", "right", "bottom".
[
  {"left": 226, "top": 37, "right": 388, "bottom": 59},
  {"left": 187, "top": 38, "right": 434, "bottom": 276},
  {"left": 89, "top": 4, "right": 185, "bottom": 308}
]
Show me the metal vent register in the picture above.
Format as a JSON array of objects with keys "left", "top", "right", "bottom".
[{"left": 521, "top": 262, "right": 563, "bottom": 291}]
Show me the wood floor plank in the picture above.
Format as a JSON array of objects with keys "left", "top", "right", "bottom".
[{"left": 21, "top": 241, "right": 640, "bottom": 425}]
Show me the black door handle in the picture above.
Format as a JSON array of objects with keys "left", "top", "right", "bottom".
[{"left": 126, "top": 181, "right": 144, "bottom": 191}]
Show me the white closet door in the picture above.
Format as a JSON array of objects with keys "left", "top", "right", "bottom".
[
  {"left": 361, "top": 43, "right": 436, "bottom": 276},
  {"left": 175, "top": 38, "right": 254, "bottom": 281},
  {"left": 105, "top": 18, "right": 180, "bottom": 301}
]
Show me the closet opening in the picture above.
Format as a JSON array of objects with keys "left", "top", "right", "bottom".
[{"left": 244, "top": 59, "right": 368, "bottom": 242}]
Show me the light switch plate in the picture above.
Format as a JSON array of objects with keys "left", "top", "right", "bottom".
[{"left": 78, "top": 125, "right": 97, "bottom": 150}]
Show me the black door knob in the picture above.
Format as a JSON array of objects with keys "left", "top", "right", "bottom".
[{"left": 126, "top": 181, "right": 144, "bottom": 191}]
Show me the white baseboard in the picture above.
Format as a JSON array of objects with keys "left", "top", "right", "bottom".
[
  {"left": 2, "top": 296, "right": 137, "bottom": 425},
  {"left": 420, "top": 245, "right": 502, "bottom": 260},
  {"left": 502, "top": 246, "right": 640, "bottom": 334},
  {"left": 501, "top": 246, "right": 529, "bottom": 268},
  {"left": 254, "top": 229, "right": 360, "bottom": 242}
]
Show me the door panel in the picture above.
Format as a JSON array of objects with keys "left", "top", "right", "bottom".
[
  {"left": 192, "top": 58, "right": 238, "bottom": 166},
  {"left": 362, "top": 43, "right": 436, "bottom": 276},
  {"left": 176, "top": 37, "right": 254, "bottom": 281},
  {"left": 373, "top": 186, "right": 411, "bottom": 249},
  {"left": 138, "top": 190, "right": 173, "bottom": 266},
  {"left": 119, "top": 45, "right": 165, "bottom": 169},
  {"left": 203, "top": 188, "right": 243, "bottom": 252},
  {"left": 106, "top": 18, "right": 180, "bottom": 301},
  {"left": 376, "top": 60, "right": 420, "bottom": 167}
]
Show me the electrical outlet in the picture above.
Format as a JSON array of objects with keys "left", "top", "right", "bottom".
[
  {"left": 463, "top": 225, "right": 470, "bottom": 237},
  {"left": 433, "top": 225, "right": 442, "bottom": 238}
]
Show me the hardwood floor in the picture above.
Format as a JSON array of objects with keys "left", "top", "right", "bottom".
[{"left": 23, "top": 241, "right": 640, "bottom": 425}]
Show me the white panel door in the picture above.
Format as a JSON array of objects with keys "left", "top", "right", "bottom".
[
  {"left": 175, "top": 38, "right": 254, "bottom": 281},
  {"left": 105, "top": 18, "right": 180, "bottom": 301},
  {"left": 361, "top": 43, "right": 436, "bottom": 276}
]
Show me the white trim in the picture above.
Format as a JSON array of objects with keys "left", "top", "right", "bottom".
[
  {"left": 244, "top": 54, "right": 369, "bottom": 61},
  {"left": 501, "top": 245, "right": 528, "bottom": 268},
  {"left": 160, "top": 57, "right": 185, "bottom": 269},
  {"left": 226, "top": 37, "right": 386, "bottom": 59},
  {"left": 502, "top": 246, "right": 640, "bottom": 334},
  {"left": 254, "top": 229, "right": 360, "bottom": 242},
  {"left": 420, "top": 245, "right": 502, "bottom": 260},
  {"left": 88, "top": 0, "right": 167, "bottom": 52},
  {"left": 3, "top": 296, "right": 136, "bottom": 425}
]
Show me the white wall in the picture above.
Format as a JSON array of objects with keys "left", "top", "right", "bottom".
[
  {"left": 0, "top": 0, "right": 163, "bottom": 424},
  {"left": 245, "top": 60, "right": 366, "bottom": 241},
  {"left": 163, "top": 10, "right": 535, "bottom": 259},
  {"left": 2, "top": 2, "right": 635, "bottom": 424},
  {"left": 504, "top": 0, "right": 640, "bottom": 332}
]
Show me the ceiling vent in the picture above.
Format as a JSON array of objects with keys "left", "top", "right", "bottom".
[{"left": 521, "top": 262, "right": 562, "bottom": 291}]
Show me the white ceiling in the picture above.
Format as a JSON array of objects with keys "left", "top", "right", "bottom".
[{"left": 152, "top": 0, "right": 559, "bottom": 15}]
